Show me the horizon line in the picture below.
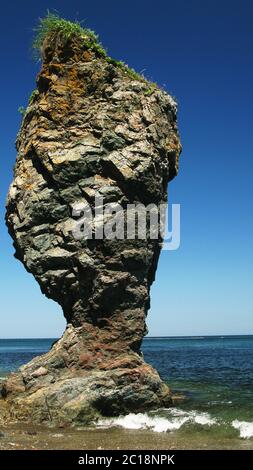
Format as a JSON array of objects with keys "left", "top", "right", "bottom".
[{"left": 1, "top": 333, "right": 253, "bottom": 340}]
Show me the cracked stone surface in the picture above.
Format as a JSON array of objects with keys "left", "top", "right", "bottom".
[{"left": 2, "top": 33, "right": 181, "bottom": 425}]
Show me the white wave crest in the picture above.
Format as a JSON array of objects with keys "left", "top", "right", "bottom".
[
  {"left": 232, "top": 420, "right": 253, "bottom": 439},
  {"left": 96, "top": 409, "right": 216, "bottom": 433}
]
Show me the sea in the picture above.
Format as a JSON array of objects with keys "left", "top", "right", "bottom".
[{"left": 1, "top": 335, "right": 253, "bottom": 442}]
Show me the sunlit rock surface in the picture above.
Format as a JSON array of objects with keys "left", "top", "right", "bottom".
[{"left": 3, "top": 30, "right": 181, "bottom": 424}]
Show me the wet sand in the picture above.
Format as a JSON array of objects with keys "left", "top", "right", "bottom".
[{"left": 0, "top": 423, "right": 253, "bottom": 450}]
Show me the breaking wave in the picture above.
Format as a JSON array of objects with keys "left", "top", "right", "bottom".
[
  {"left": 96, "top": 408, "right": 217, "bottom": 433},
  {"left": 97, "top": 409, "right": 253, "bottom": 439}
]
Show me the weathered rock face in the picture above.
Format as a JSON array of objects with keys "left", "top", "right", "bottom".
[{"left": 2, "top": 33, "right": 181, "bottom": 425}]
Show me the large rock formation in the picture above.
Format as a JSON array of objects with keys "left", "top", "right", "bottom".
[{"left": 2, "top": 23, "right": 181, "bottom": 425}]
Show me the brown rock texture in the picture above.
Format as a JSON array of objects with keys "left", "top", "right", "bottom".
[{"left": 2, "top": 29, "right": 181, "bottom": 425}]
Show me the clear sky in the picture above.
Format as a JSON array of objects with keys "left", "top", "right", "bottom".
[{"left": 1, "top": 0, "right": 252, "bottom": 338}]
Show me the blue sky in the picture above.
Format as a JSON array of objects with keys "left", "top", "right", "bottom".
[{"left": 1, "top": 0, "right": 252, "bottom": 337}]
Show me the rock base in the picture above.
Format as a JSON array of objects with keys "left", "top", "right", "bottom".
[{"left": 0, "top": 326, "right": 171, "bottom": 425}]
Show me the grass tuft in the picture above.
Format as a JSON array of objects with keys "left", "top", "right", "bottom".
[
  {"left": 18, "top": 106, "right": 26, "bottom": 116},
  {"left": 28, "top": 89, "right": 38, "bottom": 104},
  {"left": 32, "top": 11, "right": 107, "bottom": 60},
  {"left": 32, "top": 12, "right": 157, "bottom": 85}
]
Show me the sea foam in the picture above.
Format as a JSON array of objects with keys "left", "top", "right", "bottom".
[
  {"left": 232, "top": 420, "right": 253, "bottom": 439},
  {"left": 96, "top": 408, "right": 216, "bottom": 433}
]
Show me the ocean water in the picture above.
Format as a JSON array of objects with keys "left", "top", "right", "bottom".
[{"left": 1, "top": 335, "right": 253, "bottom": 440}]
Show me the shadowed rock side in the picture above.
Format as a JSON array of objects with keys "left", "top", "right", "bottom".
[{"left": 2, "top": 33, "right": 181, "bottom": 425}]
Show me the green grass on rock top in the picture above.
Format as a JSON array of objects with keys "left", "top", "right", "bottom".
[
  {"left": 32, "top": 12, "right": 156, "bottom": 85},
  {"left": 18, "top": 12, "right": 160, "bottom": 119},
  {"left": 33, "top": 12, "right": 106, "bottom": 58}
]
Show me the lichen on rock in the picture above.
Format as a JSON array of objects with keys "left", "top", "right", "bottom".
[{"left": 2, "top": 14, "right": 182, "bottom": 425}]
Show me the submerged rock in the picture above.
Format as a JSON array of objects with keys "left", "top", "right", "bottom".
[{"left": 3, "top": 19, "right": 181, "bottom": 425}]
